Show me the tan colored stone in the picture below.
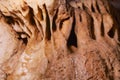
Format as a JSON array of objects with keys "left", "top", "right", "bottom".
[{"left": 0, "top": 0, "right": 120, "bottom": 80}]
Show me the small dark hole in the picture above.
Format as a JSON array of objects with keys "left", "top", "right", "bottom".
[
  {"left": 108, "top": 27, "right": 115, "bottom": 38},
  {"left": 78, "top": 6, "right": 80, "bottom": 9},
  {"left": 22, "top": 38, "right": 28, "bottom": 45}
]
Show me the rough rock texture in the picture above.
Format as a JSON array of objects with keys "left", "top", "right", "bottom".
[{"left": 0, "top": 0, "right": 120, "bottom": 80}]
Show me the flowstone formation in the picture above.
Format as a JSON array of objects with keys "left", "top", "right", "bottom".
[{"left": 0, "top": 0, "right": 120, "bottom": 80}]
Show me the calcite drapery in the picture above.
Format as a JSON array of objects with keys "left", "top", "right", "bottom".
[{"left": 0, "top": 0, "right": 120, "bottom": 80}]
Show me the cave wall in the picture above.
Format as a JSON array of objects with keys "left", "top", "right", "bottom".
[{"left": 0, "top": 0, "right": 120, "bottom": 80}]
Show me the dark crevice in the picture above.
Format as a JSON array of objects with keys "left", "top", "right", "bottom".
[
  {"left": 78, "top": 7, "right": 81, "bottom": 10},
  {"left": 52, "top": 9, "right": 58, "bottom": 32},
  {"left": 10, "top": 11, "right": 25, "bottom": 25},
  {"left": 91, "top": 4, "right": 95, "bottom": 12},
  {"left": 22, "top": 38, "right": 28, "bottom": 45},
  {"left": 82, "top": 3, "right": 85, "bottom": 10},
  {"left": 28, "top": 7, "right": 36, "bottom": 26},
  {"left": 89, "top": 16, "right": 96, "bottom": 40},
  {"left": 17, "top": 32, "right": 28, "bottom": 45},
  {"left": 4, "top": 16, "right": 15, "bottom": 25},
  {"left": 108, "top": 26, "right": 115, "bottom": 38},
  {"left": 79, "top": 14, "right": 82, "bottom": 22},
  {"left": 101, "top": 21, "right": 105, "bottom": 37},
  {"left": 109, "top": 2, "right": 120, "bottom": 24},
  {"left": 67, "top": 12, "right": 77, "bottom": 49},
  {"left": 82, "top": 3, "right": 88, "bottom": 10},
  {"left": 109, "top": 1, "right": 120, "bottom": 41},
  {"left": 109, "top": 66, "right": 114, "bottom": 80},
  {"left": 96, "top": 1, "right": 101, "bottom": 13},
  {"left": 59, "top": 17, "right": 70, "bottom": 30},
  {"left": 66, "top": 1, "right": 71, "bottom": 12},
  {"left": 43, "top": 4, "right": 51, "bottom": 40}
]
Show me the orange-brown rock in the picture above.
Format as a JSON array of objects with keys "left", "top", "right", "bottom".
[{"left": 0, "top": 0, "right": 120, "bottom": 80}]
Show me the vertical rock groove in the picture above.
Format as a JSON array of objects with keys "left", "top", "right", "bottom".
[
  {"left": 43, "top": 4, "right": 51, "bottom": 40},
  {"left": 67, "top": 12, "right": 77, "bottom": 48}
]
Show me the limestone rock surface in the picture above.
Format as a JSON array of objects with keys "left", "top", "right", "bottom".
[{"left": 0, "top": 0, "right": 120, "bottom": 80}]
